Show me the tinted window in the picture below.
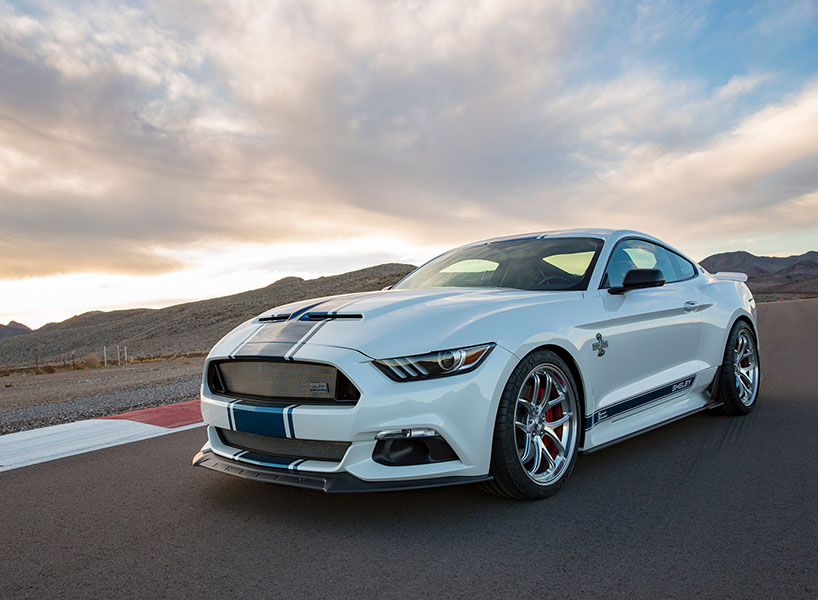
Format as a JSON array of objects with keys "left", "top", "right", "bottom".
[
  {"left": 394, "top": 237, "right": 604, "bottom": 291},
  {"left": 666, "top": 251, "right": 696, "bottom": 281},
  {"left": 602, "top": 239, "right": 696, "bottom": 288}
]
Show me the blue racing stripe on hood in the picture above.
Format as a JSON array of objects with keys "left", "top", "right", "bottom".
[{"left": 245, "top": 292, "right": 373, "bottom": 346}]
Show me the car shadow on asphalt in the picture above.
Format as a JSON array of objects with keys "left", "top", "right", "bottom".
[{"left": 194, "top": 398, "right": 775, "bottom": 543}]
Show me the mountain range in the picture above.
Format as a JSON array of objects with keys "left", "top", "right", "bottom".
[
  {"left": 0, "top": 321, "right": 32, "bottom": 340},
  {"left": 1, "top": 250, "right": 815, "bottom": 369},
  {"left": 700, "top": 250, "right": 818, "bottom": 294},
  {"left": 0, "top": 264, "right": 414, "bottom": 370}
]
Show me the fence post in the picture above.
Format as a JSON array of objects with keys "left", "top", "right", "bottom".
[
  {"left": 124, "top": 346, "right": 128, "bottom": 365},
  {"left": 117, "top": 345, "right": 121, "bottom": 367},
  {"left": 72, "top": 353, "right": 75, "bottom": 369},
  {"left": 104, "top": 346, "right": 107, "bottom": 367},
  {"left": 35, "top": 349, "right": 39, "bottom": 371}
]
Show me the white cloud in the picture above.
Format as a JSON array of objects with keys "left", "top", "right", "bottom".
[
  {"left": 714, "top": 73, "right": 773, "bottom": 101},
  {"left": 0, "top": 0, "right": 816, "bottom": 292}
]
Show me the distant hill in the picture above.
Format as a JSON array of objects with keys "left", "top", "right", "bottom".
[
  {"left": 0, "top": 321, "right": 32, "bottom": 340},
  {"left": 0, "top": 263, "right": 415, "bottom": 369},
  {"left": 3, "top": 251, "right": 816, "bottom": 370},
  {"left": 700, "top": 251, "right": 818, "bottom": 294}
]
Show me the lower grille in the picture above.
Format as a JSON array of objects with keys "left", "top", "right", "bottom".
[{"left": 217, "top": 428, "right": 351, "bottom": 463}]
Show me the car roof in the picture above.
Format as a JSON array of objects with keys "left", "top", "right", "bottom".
[{"left": 467, "top": 228, "right": 652, "bottom": 246}]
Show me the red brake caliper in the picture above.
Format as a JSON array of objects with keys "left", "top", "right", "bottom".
[{"left": 543, "top": 387, "right": 562, "bottom": 460}]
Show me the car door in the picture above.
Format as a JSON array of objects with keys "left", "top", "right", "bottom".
[{"left": 582, "top": 238, "right": 707, "bottom": 445}]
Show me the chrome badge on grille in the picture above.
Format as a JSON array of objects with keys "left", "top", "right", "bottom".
[{"left": 309, "top": 382, "right": 330, "bottom": 395}]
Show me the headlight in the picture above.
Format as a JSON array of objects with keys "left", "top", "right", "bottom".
[{"left": 373, "top": 343, "right": 495, "bottom": 381}]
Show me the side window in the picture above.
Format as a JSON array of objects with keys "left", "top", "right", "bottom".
[
  {"left": 665, "top": 251, "right": 696, "bottom": 281},
  {"left": 603, "top": 240, "right": 696, "bottom": 288}
]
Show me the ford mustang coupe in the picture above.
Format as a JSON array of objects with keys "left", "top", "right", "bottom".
[{"left": 193, "top": 229, "right": 760, "bottom": 499}]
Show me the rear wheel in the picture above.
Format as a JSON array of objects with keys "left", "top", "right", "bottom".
[
  {"left": 715, "top": 321, "right": 760, "bottom": 415},
  {"left": 482, "top": 350, "right": 580, "bottom": 500}
]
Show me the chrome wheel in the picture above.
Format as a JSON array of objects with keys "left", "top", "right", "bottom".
[
  {"left": 514, "top": 364, "right": 578, "bottom": 485},
  {"left": 734, "top": 329, "right": 759, "bottom": 406}
]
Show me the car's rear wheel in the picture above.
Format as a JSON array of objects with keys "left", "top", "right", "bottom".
[
  {"left": 715, "top": 321, "right": 760, "bottom": 415},
  {"left": 482, "top": 350, "right": 580, "bottom": 500}
]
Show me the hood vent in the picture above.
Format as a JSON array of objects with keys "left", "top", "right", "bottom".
[
  {"left": 258, "top": 314, "right": 291, "bottom": 322},
  {"left": 300, "top": 312, "right": 363, "bottom": 321}
]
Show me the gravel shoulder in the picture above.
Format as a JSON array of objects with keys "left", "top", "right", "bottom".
[{"left": 0, "top": 358, "right": 204, "bottom": 434}]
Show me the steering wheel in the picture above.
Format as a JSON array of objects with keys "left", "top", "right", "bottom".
[{"left": 536, "top": 275, "right": 573, "bottom": 288}]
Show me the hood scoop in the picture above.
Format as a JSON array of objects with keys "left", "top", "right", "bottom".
[{"left": 301, "top": 312, "right": 363, "bottom": 321}]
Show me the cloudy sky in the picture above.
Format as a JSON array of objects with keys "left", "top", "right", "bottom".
[{"left": 1, "top": 0, "right": 817, "bottom": 328}]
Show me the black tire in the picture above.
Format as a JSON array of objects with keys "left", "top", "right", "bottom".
[
  {"left": 714, "top": 321, "right": 760, "bottom": 416},
  {"left": 480, "top": 349, "right": 581, "bottom": 500}
]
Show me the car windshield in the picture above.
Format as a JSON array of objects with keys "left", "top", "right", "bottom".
[{"left": 394, "top": 237, "right": 604, "bottom": 291}]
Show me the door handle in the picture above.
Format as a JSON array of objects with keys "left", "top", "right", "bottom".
[{"left": 683, "top": 301, "right": 698, "bottom": 312}]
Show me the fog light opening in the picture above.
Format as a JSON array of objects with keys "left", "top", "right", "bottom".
[{"left": 372, "top": 434, "right": 458, "bottom": 467}]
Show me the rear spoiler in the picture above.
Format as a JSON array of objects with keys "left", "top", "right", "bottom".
[{"left": 712, "top": 271, "right": 748, "bottom": 282}]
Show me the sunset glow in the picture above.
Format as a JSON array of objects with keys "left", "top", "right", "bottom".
[{"left": 1, "top": 1, "right": 817, "bottom": 328}]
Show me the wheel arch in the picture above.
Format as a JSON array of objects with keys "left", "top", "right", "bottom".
[
  {"left": 728, "top": 313, "right": 760, "bottom": 366},
  {"left": 528, "top": 343, "right": 588, "bottom": 448},
  {"left": 725, "top": 310, "right": 759, "bottom": 348},
  {"left": 732, "top": 314, "right": 757, "bottom": 337}
]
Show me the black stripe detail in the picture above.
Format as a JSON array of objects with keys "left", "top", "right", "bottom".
[
  {"left": 300, "top": 312, "right": 362, "bottom": 321},
  {"left": 258, "top": 314, "right": 290, "bottom": 322},
  {"left": 585, "top": 376, "right": 695, "bottom": 430},
  {"left": 250, "top": 294, "right": 370, "bottom": 346}
]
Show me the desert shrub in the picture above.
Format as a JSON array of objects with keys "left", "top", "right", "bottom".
[
  {"left": 42, "top": 365, "right": 56, "bottom": 374},
  {"left": 83, "top": 353, "right": 101, "bottom": 369}
]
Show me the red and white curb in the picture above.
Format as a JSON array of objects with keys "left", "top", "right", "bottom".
[{"left": 0, "top": 399, "right": 203, "bottom": 472}]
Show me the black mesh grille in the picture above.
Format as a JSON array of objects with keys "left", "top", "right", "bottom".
[
  {"left": 217, "top": 428, "right": 351, "bottom": 462},
  {"left": 208, "top": 359, "right": 360, "bottom": 405}
]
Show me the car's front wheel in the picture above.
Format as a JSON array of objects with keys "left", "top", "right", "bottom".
[{"left": 482, "top": 349, "right": 580, "bottom": 500}]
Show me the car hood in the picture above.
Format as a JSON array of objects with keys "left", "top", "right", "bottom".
[{"left": 226, "top": 287, "right": 583, "bottom": 359}]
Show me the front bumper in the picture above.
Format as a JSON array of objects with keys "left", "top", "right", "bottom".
[
  {"left": 192, "top": 448, "right": 491, "bottom": 493},
  {"left": 195, "top": 341, "right": 516, "bottom": 488}
]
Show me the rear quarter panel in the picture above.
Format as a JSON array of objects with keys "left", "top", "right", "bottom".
[{"left": 697, "top": 274, "right": 757, "bottom": 368}]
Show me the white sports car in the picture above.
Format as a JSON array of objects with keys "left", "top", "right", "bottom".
[{"left": 193, "top": 229, "right": 760, "bottom": 499}]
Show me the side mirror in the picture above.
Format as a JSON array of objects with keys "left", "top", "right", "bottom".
[{"left": 608, "top": 268, "right": 665, "bottom": 295}]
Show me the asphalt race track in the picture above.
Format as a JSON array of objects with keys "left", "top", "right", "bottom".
[{"left": 2, "top": 299, "right": 817, "bottom": 599}]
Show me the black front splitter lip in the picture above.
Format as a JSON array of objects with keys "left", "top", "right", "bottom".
[{"left": 192, "top": 450, "right": 491, "bottom": 493}]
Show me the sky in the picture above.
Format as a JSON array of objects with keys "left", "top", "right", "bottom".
[{"left": 1, "top": 0, "right": 817, "bottom": 328}]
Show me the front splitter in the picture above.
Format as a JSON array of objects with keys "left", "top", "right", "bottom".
[{"left": 192, "top": 449, "right": 491, "bottom": 493}]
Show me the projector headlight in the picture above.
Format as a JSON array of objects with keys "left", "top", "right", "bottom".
[{"left": 373, "top": 343, "right": 495, "bottom": 381}]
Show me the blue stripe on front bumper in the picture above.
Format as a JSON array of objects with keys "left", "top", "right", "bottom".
[{"left": 231, "top": 401, "right": 287, "bottom": 437}]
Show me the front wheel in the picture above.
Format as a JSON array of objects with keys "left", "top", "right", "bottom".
[
  {"left": 715, "top": 321, "right": 760, "bottom": 415},
  {"left": 481, "top": 350, "right": 580, "bottom": 500}
]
